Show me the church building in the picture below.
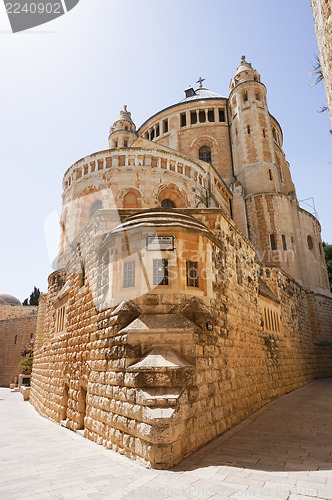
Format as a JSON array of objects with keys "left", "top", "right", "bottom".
[{"left": 30, "top": 58, "right": 332, "bottom": 468}]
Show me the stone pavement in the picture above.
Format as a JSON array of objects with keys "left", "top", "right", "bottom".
[{"left": 1, "top": 379, "right": 332, "bottom": 500}]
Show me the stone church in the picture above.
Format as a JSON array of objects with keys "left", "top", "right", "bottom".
[{"left": 30, "top": 58, "right": 332, "bottom": 468}]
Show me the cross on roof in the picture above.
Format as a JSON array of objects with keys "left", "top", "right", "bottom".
[{"left": 196, "top": 77, "right": 205, "bottom": 88}]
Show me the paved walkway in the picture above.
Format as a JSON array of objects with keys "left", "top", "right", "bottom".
[{"left": 1, "top": 380, "right": 332, "bottom": 500}]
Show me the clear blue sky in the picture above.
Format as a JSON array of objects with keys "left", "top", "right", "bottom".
[{"left": 0, "top": 0, "right": 331, "bottom": 301}]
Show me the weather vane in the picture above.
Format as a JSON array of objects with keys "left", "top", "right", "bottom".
[{"left": 196, "top": 77, "right": 205, "bottom": 88}]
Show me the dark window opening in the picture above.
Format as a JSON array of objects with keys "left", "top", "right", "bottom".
[
  {"left": 163, "top": 119, "right": 168, "bottom": 133},
  {"left": 180, "top": 113, "right": 186, "bottom": 127},
  {"left": 255, "top": 92, "right": 260, "bottom": 100},
  {"left": 30, "top": 333, "right": 33, "bottom": 340},
  {"left": 123, "top": 261, "right": 135, "bottom": 288},
  {"left": 124, "top": 126, "right": 128, "bottom": 131},
  {"left": 268, "top": 169, "right": 273, "bottom": 181},
  {"left": 153, "top": 259, "right": 169, "bottom": 286},
  {"left": 263, "top": 128, "right": 266, "bottom": 138},
  {"left": 186, "top": 261, "right": 199, "bottom": 287},
  {"left": 247, "top": 125, "right": 251, "bottom": 135},
  {"left": 208, "top": 109, "right": 214, "bottom": 122},
  {"left": 282, "top": 235, "right": 287, "bottom": 251},
  {"left": 14, "top": 335, "right": 17, "bottom": 345},
  {"left": 124, "top": 140, "right": 128, "bottom": 148},
  {"left": 243, "top": 91, "right": 248, "bottom": 102},
  {"left": 161, "top": 199, "right": 176, "bottom": 208},
  {"left": 90, "top": 200, "right": 102, "bottom": 218},
  {"left": 219, "top": 109, "right": 226, "bottom": 122},
  {"left": 190, "top": 111, "right": 197, "bottom": 125},
  {"left": 156, "top": 125, "right": 160, "bottom": 137},
  {"left": 307, "top": 235, "right": 314, "bottom": 250},
  {"left": 270, "top": 234, "right": 276, "bottom": 251},
  {"left": 229, "top": 199, "right": 233, "bottom": 219},
  {"left": 151, "top": 129, "right": 155, "bottom": 140},
  {"left": 199, "top": 110, "right": 206, "bottom": 123},
  {"left": 199, "top": 146, "right": 212, "bottom": 164}
]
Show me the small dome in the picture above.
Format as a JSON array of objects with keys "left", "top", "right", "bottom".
[
  {"left": 180, "top": 87, "right": 225, "bottom": 102},
  {"left": 0, "top": 294, "right": 22, "bottom": 306},
  {"left": 235, "top": 55, "right": 253, "bottom": 76}
]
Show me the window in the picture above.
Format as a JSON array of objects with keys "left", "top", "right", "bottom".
[
  {"left": 208, "top": 109, "right": 215, "bottom": 122},
  {"left": 30, "top": 333, "right": 33, "bottom": 340},
  {"left": 90, "top": 200, "right": 102, "bottom": 218},
  {"left": 56, "top": 306, "right": 67, "bottom": 333},
  {"left": 199, "top": 146, "right": 212, "bottom": 164},
  {"left": 163, "top": 119, "right": 168, "bottom": 133},
  {"left": 151, "top": 129, "right": 155, "bottom": 140},
  {"left": 270, "top": 234, "right": 276, "bottom": 250},
  {"left": 186, "top": 261, "right": 199, "bottom": 287},
  {"left": 190, "top": 111, "right": 197, "bottom": 124},
  {"left": 124, "top": 140, "right": 128, "bottom": 148},
  {"left": 156, "top": 124, "right": 160, "bottom": 137},
  {"left": 180, "top": 113, "right": 186, "bottom": 127},
  {"left": 219, "top": 109, "right": 225, "bottom": 122},
  {"left": 123, "top": 261, "right": 135, "bottom": 288},
  {"left": 268, "top": 169, "right": 273, "bottom": 181},
  {"left": 307, "top": 235, "right": 314, "bottom": 250},
  {"left": 161, "top": 199, "right": 175, "bottom": 208},
  {"left": 247, "top": 125, "right": 251, "bottom": 135},
  {"left": 14, "top": 335, "right": 17, "bottom": 345},
  {"left": 123, "top": 191, "right": 138, "bottom": 208},
  {"left": 114, "top": 140, "right": 118, "bottom": 148},
  {"left": 153, "top": 259, "right": 168, "bottom": 286},
  {"left": 282, "top": 234, "right": 287, "bottom": 251},
  {"left": 243, "top": 91, "right": 248, "bottom": 102},
  {"left": 199, "top": 110, "right": 206, "bottom": 123},
  {"left": 236, "top": 257, "right": 243, "bottom": 286},
  {"left": 255, "top": 92, "right": 260, "bottom": 100},
  {"left": 263, "top": 128, "right": 266, "bottom": 138}
]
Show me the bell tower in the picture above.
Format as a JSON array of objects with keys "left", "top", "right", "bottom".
[
  {"left": 108, "top": 105, "right": 137, "bottom": 149},
  {"left": 228, "top": 56, "right": 283, "bottom": 195}
]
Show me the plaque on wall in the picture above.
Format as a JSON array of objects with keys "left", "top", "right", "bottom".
[{"left": 146, "top": 236, "right": 175, "bottom": 251}]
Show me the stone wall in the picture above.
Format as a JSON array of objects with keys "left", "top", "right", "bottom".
[
  {"left": 0, "top": 305, "right": 37, "bottom": 321},
  {"left": 30, "top": 210, "right": 332, "bottom": 468},
  {"left": 0, "top": 314, "right": 37, "bottom": 387},
  {"left": 311, "top": 0, "right": 332, "bottom": 125}
]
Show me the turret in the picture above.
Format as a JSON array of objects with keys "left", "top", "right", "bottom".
[
  {"left": 108, "top": 105, "right": 137, "bottom": 148},
  {"left": 228, "top": 56, "right": 283, "bottom": 195}
]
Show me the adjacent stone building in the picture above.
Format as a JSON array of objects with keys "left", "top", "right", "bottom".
[
  {"left": 311, "top": 0, "right": 332, "bottom": 124},
  {"left": 30, "top": 58, "right": 332, "bottom": 468},
  {"left": 0, "top": 295, "right": 37, "bottom": 387}
]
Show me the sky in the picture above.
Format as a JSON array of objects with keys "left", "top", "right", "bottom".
[{"left": 0, "top": 0, "right": 331, "bottom": 301}]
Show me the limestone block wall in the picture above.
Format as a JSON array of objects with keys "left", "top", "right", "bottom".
[
  {"left": 0, "top": 314, "right": 37, "bottom": 386},
  {"left": 0, "top": 304, "right": 37, "bottom": 321},
  {"left": 30, "top": 209, "right": 332, "bottom": 468},
  {"left": 311, "top": 0, "right": 332, "bottom": 125}
]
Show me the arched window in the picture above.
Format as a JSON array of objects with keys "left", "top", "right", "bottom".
[
  {"left": 123, "top": 191, "right": 138, "bottom": 208},
  {"left": 89, "top": 200, "right": 102, "bottom": 218},
  {"left": 270, "top": 234, "right": 276, "bottom": 251},
  {"left": 307, "top": 235, "right": 314, "bottom": 251},
  {"left": 161, "top": 199, "right": 176, "bottom": 208},
  {"left": 199, "top": 146, "right": 212, "bottom": 164}
]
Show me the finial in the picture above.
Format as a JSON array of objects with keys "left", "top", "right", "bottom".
[
  {"left": 124, "top": 105, "right": 127, "bottom": 111},
  {"left": 241, "top": 55, "right": 245, "bottom": 61},
  {"left": 196, "top": 76, "right": 205, "bottom": 88}
]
